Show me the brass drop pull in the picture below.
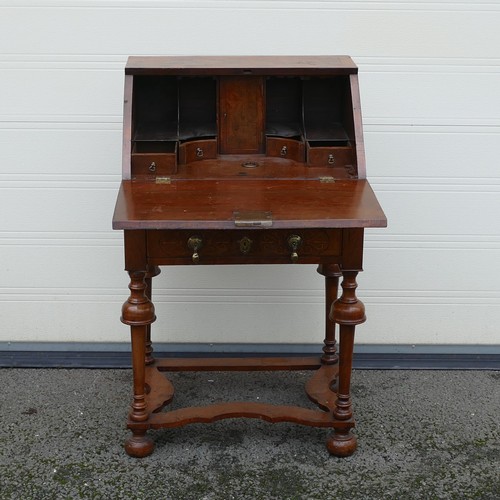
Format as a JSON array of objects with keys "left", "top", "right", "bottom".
[
  {"left": 328, "top": 154, "right": 335, "bottom": 165},
  {"left": 287, "top": 234, "right": 302, "bottom": 263},
  {"left": 149, "top": 161, "right": 157, "bottom": 172},
  {"left": 280, "top": 145, "right": 288, "bottom": 157},
  {"left": 196, "top": 147, "right": 204, "bottom": 158},
  {"left": 187, "top": 236, "right": 203, "bottom": 264}
]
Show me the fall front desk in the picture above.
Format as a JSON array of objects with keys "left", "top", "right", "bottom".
[{"left": 112, "top": 56, "right": 387, "bottom": 457}]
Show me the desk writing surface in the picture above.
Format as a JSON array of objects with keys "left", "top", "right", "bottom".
[{"left": 112, "top": 178, "right": 386, "bottom": 230}]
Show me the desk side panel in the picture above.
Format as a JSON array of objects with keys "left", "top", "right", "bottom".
[
  {"left": 341, "top": 228, "right": 364, "bottom": 270},
  {"left": 349, "top": 74, "right": 366, "bottom": 179},
  {"left": 122, "top": 75, "right": 133, "bottom": 180},
  {"left": 124, "top": 230, "right": 148, "bottom": 271}
]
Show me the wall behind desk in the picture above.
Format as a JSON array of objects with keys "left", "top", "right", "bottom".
[{"left": 1, "top": 1, "right": 499, "bottom": 349}]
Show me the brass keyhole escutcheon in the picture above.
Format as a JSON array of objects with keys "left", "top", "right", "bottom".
[
  {"left": 187, "top": 236, "right": 203, "bottom": 264},
  {"left": 287, "top": 234, "right": 302, "bottom": 263},
  {"left": 238, "top": 236, "right": 253, "bottom": 255}
]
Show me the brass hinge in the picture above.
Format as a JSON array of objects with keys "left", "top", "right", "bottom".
[
  {"left": 319, "top": 176, "right": 335, "bottom": 183},
  {"left": 155, "top": 176, "right": 171, "bottom": 184}
]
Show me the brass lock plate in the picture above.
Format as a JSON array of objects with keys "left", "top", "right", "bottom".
[
  {"left": 155, "top": 176, "right": 171, "bottom": 184},
  {"left": 234, "top": 210, "right": 273, "bottom": 227}
]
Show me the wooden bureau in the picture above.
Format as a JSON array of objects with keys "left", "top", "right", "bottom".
[{"left": 112, "top": 56, "right": 387, "bottom": 457}]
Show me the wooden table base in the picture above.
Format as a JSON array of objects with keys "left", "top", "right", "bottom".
[
  {"left": 123, "top": 268, "right": 364, "bottom": 459},
  {"left": 125, "top": 356, "right": 357, "bottom": 458}
]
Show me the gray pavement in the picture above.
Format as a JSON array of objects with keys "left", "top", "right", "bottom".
[{"left": 0, "top": 368, "right": 499, "bottom": 499}]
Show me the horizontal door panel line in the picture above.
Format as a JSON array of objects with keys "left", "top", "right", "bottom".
[
  {"left": 3, "top": 232, "right": 500, "bottom": 245},
  {"left": 0, "top": 187, "right": 118, "bottom": 192},
  {"left": 370, "top": 176, "right": 500, "bottom": 183},
  {"left": 0, "top": 114, "right": 122, "bottom": 124},
  {"left": 2, "top": 54, "right": 499, "bottom": 63},
  {"left": 4, "top": 241, "right": 500, "bottom": 250},
  {"left": 0, "top": 181, "right": 120, "bottom": 189},
  {"left": 367, "top": 233, "right": 500, "bottom": 241},
  {"left": 365, "top": 237, "right": 500, "bottom": 249},
  {"left": 0, "top": 231, "right": 121, "bottom": 240},
  {"left": 365, "top": 244, "right": 500, "bottom": 250},
  {"left": 4, "top": 183, "right": 500, "bottom": 193},
  {"left": 4, "top": 174, "right": 500, "bottom": 185},
  {"left": 0, "top": 243, "right": 122, "bottom": 248},
  {"left": 2, "top": 288, "right": 500, "bottom": 301},
  {"left": 2, "top": 1, "right": 500, "bottom": 12},
  {"left": 365, "top": 128, "right": 500, "bottom": 134},
  {"left": 10, "top": 243, "right": 500, "bottom": 250},
  {"left": 0, "top": 176, "right": 121, "bottom": 185},
  {"left": 4, "top": 120, "right": 500, "bottom": 134},
  {"left": 364, "top": 118, "right": 500, "bottom": 127},
  {"left": 1, "top": 233, "right": 499, "bottom": 243},
  {"left": 371, "top": 187, "right": 500, "bottom": 193},
  {"left": 361, "top": 301, "right": 500, "bottom": 307},
  {"left": 1, "top": 299, "right": 499, "bottom": 308},
  {"left": 3, "top": 61, "right": 500, "bottom": 73}
]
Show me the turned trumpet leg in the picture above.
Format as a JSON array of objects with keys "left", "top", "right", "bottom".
[
  {"left": 326, "top": 270, "right": 365, "bottom": 457},
  {"left": 121, "top": 270, "right": 156, "bottom": 458}
]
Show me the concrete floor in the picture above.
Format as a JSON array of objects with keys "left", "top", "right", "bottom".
[{"left": 0, "top": 368, "right": 499, "bottom": 499}]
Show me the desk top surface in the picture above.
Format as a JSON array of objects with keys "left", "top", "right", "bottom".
[
  {"left": 125, "top": 55, "right": 358, "bottom": 75},
  {"left": 112, "top": 177, "right": 387, "bottom": 231}
]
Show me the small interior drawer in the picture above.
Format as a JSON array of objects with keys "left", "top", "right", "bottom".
[
  {"left": 266, "top": 137, "right": 305, "bottom": 162},
  {"left": 178, "top": 138, "right": 217, "bottom": 164},
  {"left": 306, "top": 141, "right": 354, "bottom": 167},
  {"left": 131, "top": 141, "right": 178, "bottom": 175}
]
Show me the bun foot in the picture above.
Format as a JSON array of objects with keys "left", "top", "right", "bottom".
[
  {"left": 326, "top": 429, "right": 357, "bottom": 457},
  {"left": 125, "top": 431, "right": 154, "bottom": 458}
]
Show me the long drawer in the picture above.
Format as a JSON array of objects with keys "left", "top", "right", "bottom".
[{"left": 147, "top": 229, "right": 343, "bottom": 265}]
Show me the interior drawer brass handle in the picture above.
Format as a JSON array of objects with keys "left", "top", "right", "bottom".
[{"left": 196, "top": 147, "right": 204, "bottom": 158}]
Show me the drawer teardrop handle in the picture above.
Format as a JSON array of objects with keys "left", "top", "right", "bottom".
[
  {"left": 280, "top": 145, "right": 288, "bottom": 157},
  {"left": 287, "top": 234, "right": 302, "bottom": 263},
  {"left": 328, "top": 154, "right": 335, "bottom": 165},
  {"left": 187, "top": 236, "right": 203, "bottom": 264},
  {"left": 196, "top": 147, "right": 204, "bottom": 158}
]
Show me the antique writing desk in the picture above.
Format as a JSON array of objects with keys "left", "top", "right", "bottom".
[{"left": 112, "top": 56, "right": 386, "bottom": 458}]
